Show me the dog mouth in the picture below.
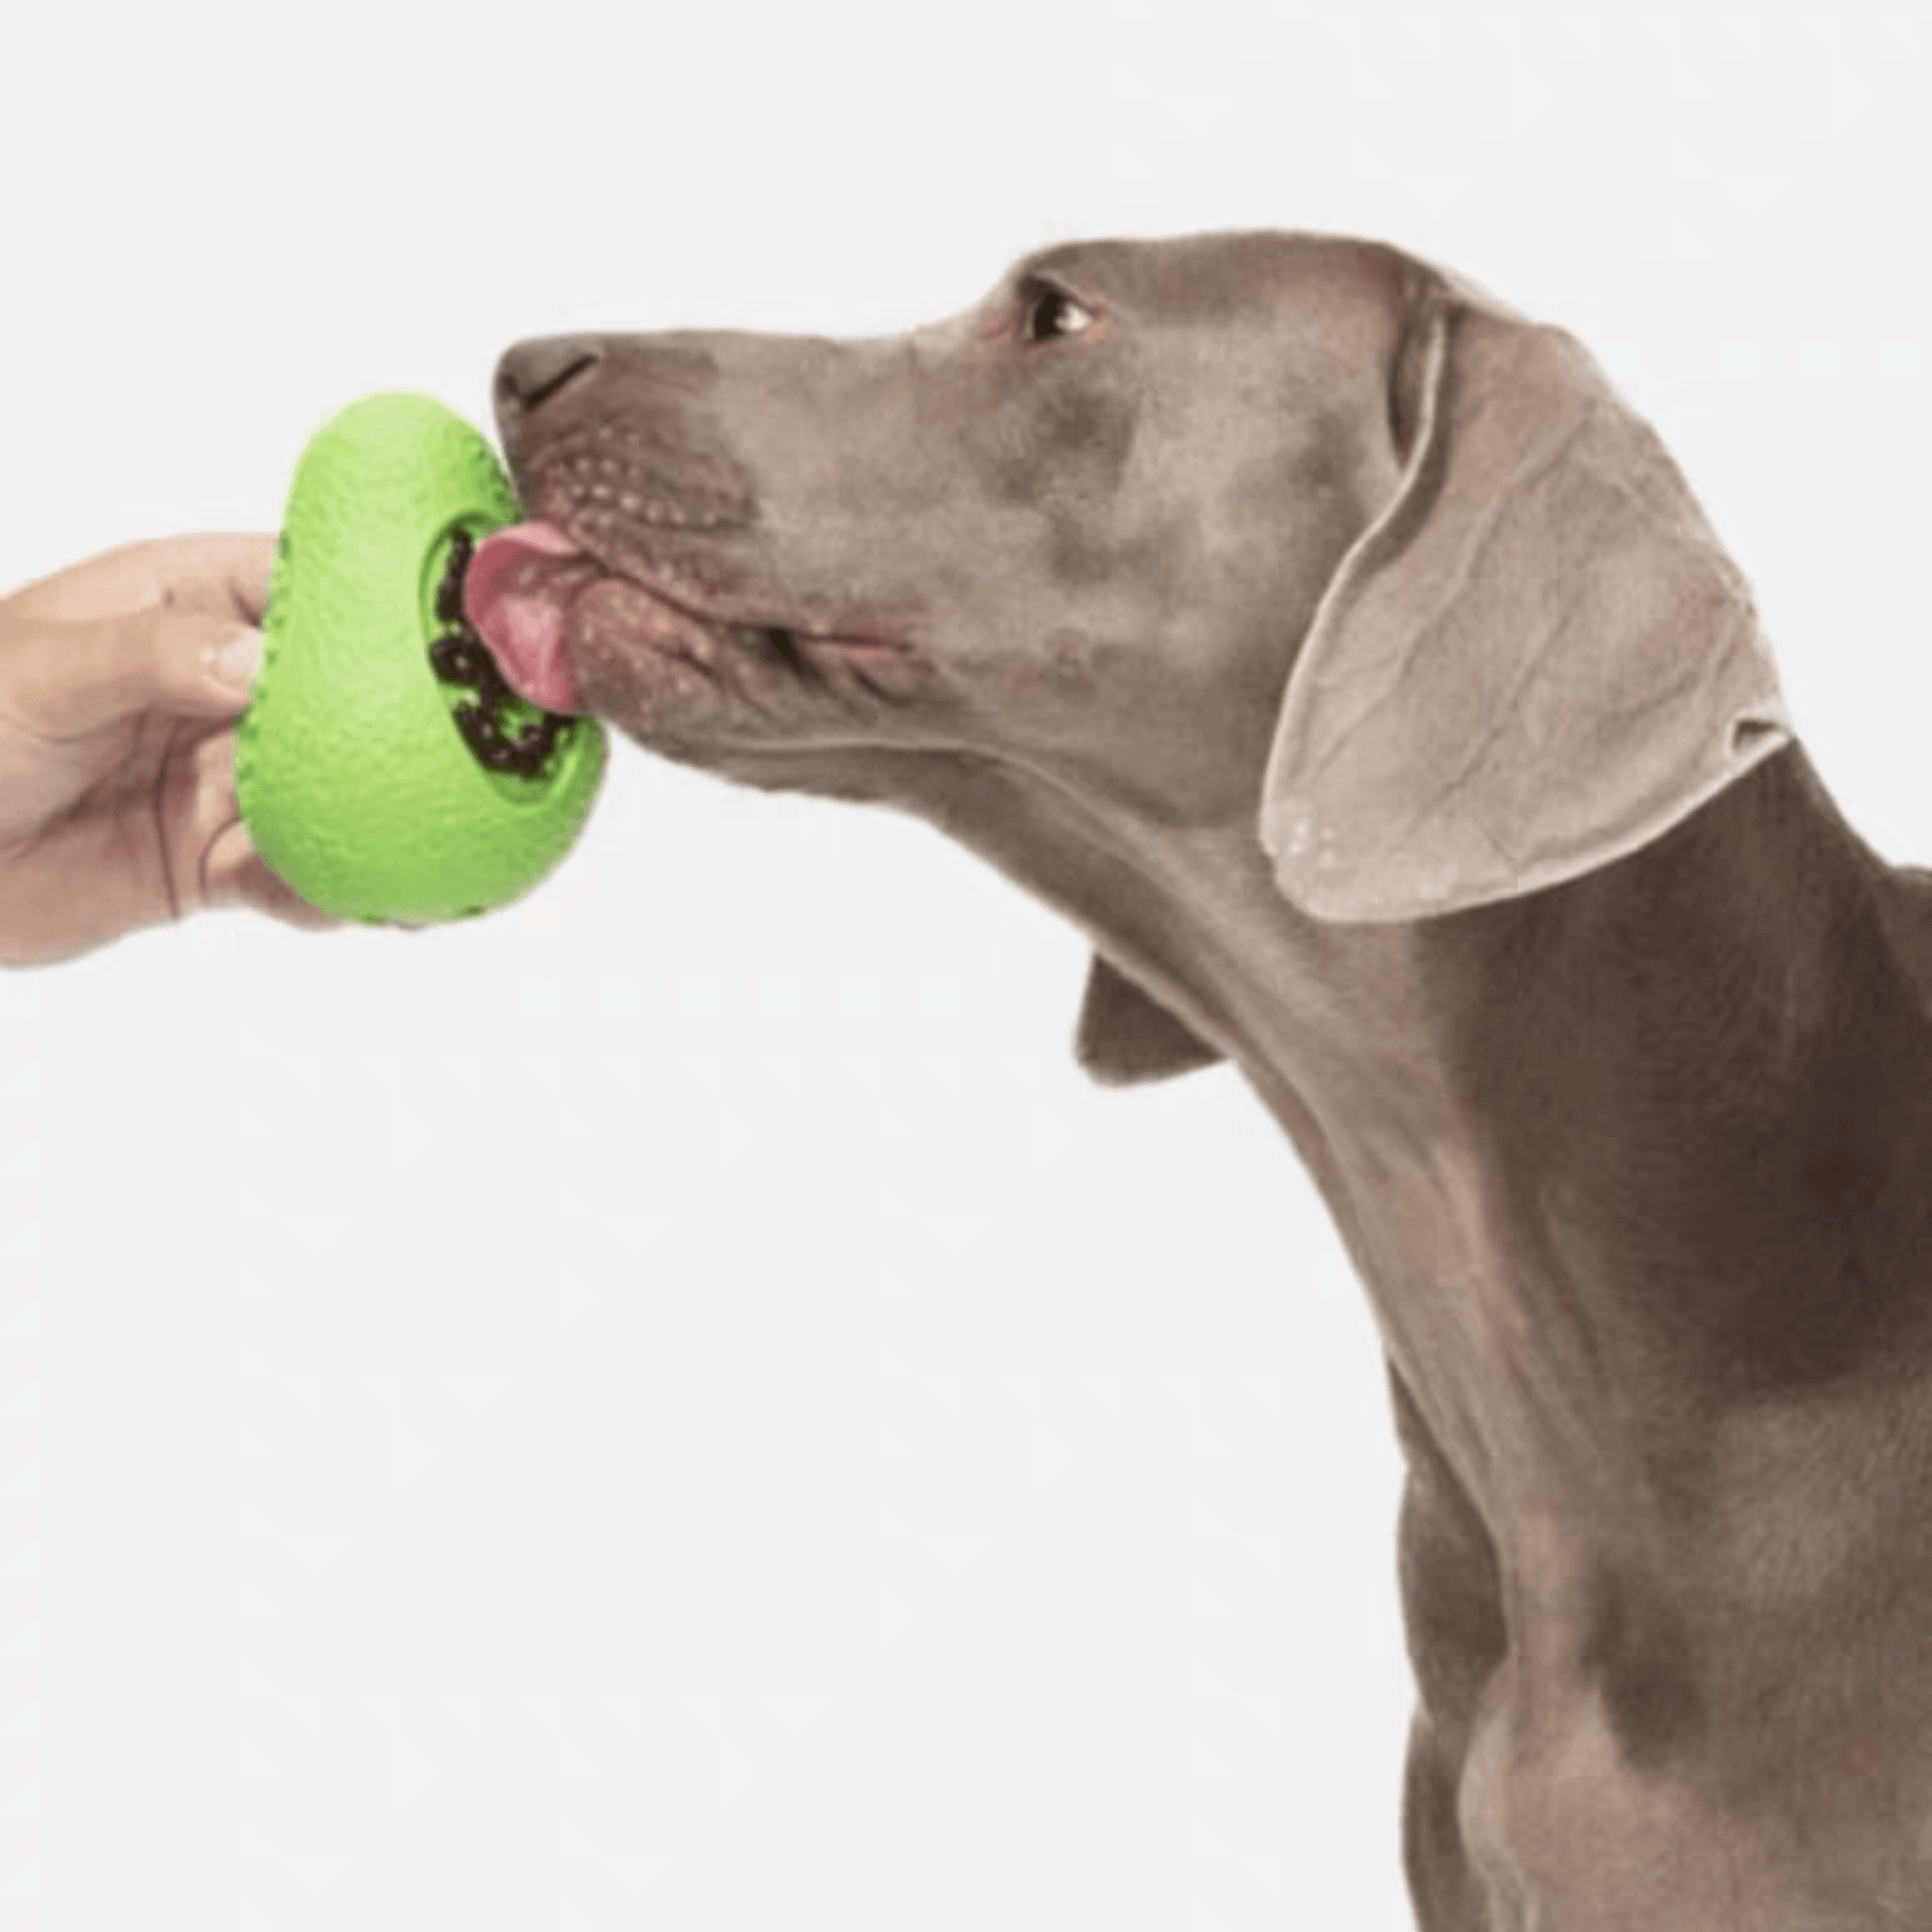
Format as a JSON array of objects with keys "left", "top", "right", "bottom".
[
  {"left": 459, "top": 521, "right": 600, "bottom": 711},
  {"left": 463, "top": 518, "right": 916, "bottom": 729},
  {"left": 461, "top": 519, "right": 793, "bottom": 705}
]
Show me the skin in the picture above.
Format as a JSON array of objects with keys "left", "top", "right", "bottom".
[
  {"left": 494, "top": 232, "right": 1932, "bottom": 1927},
  {"left": 0, "top": 534, "right": 340, "bottom": 965}
]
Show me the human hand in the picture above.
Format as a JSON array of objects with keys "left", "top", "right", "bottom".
[{"left": 0, "top": 533, "right": 342, "bottom": 966}]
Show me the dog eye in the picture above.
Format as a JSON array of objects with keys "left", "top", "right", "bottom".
[{"left": 1021, "top": 279, "right": 1097, "bottom": 343}]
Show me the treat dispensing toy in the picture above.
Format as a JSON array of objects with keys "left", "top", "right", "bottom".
[{"left": 234, "top": 391, "right": 607, "bottom": 924}]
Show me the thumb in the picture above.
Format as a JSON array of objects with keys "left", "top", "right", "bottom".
[{"left": 8, "top": 602, "right": 263, "bottom": 738}]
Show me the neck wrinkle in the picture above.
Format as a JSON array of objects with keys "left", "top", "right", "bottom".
[
  {"left": 910, "top": 749, "right": 1930, "bottom": 1548},
  {"left": 1016, "top": 793, "right": 1626, "bottom": 1533}
]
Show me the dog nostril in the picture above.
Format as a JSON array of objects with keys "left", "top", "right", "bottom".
[
  {"left": 504, "top": 340, "right": 603, "bottom": 409},
  {"left": 492, "top": 339, "right": 604, "bottom": 452}
]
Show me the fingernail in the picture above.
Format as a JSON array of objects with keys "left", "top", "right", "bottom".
[{"left": 207, "top": 627, "right": 262, "bottom": 692}]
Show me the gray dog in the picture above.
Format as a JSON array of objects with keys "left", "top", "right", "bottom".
[{"left": 470, "top": 233, "right": 1932, "bottom": 1930}]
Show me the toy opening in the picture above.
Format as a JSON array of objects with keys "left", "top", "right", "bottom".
[{"left": 425, "top": 527, "right": 577, "bottom": 781}]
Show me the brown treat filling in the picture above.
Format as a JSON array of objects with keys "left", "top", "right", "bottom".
[{"left": 428, "top": 528, "right": 572, "bottom": 776}]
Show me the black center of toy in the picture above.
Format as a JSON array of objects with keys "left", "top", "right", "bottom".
[{"left": 429, "top": 529, "right": 572, "bottom": 776}]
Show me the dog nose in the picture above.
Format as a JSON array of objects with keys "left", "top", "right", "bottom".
[{"left": 491, "top": 335, "right": 605, "bottom": 461}]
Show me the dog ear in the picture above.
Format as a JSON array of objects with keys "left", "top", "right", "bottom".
[
  {"left": 1260, "top": 276, "right": 1792, "bottom": 922},
  {"left": 1074, "top": 954, "right": 1223, "bottom": 1085}
]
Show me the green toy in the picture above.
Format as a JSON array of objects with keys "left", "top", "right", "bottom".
[{"left": 233, "top": 391, "right": 607, "bottom": 924}]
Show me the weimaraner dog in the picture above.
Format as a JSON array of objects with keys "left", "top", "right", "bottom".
[{"left": 473, "top": 232, "right": 1932, "bottom": 1930}]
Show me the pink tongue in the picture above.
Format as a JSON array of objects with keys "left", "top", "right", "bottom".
[{"left": 462, "top": 522, "right": 590, "bottom": 713}]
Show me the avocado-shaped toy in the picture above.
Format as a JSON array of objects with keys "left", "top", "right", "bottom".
[{"left": 233, "top": 391, "right": 606, "bottom": 924}]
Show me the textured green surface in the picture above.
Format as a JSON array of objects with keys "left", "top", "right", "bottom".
[{"left": 234, "top": 392, "right": 606, "bottom": 923}]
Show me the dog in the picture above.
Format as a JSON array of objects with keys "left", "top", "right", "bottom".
[{"left": 476, "top": 232, "right": 1932, "bottom": 1929}]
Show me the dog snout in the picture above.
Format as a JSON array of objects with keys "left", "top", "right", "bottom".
[{"left": 491, "top": 335, "right": 606, "bottom": 464}]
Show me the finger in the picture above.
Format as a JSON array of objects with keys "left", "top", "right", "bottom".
[
  {"left": 4, "top": 534, "right": 279, "bottom": 626},
  {"left": 201, "top": 818, "right": 344, "bottom": 931},
  {"left": 5, "top": 601, "right": 264, "bottom": 739},
  {"left": 202, "top": 824, "right": 429, "bottom": 936},
  {"left": 195, "top": 722, "right": 431, "bottom": 938}
]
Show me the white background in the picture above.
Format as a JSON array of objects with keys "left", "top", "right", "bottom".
[{"left": 3, "top": 4, "right": 1930, "bottom": 1928}]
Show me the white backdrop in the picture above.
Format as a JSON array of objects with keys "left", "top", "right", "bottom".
[{"left": 3, "top": 5, "right": 1929, "bottom": 1928}]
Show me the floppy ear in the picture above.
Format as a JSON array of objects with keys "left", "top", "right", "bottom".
[
  {"left": 1074, "top": 954, "right": 1223, "bottom": 1085},
  {"left": 1260, "top": 275, "right": 1793, "bottom": 922}
]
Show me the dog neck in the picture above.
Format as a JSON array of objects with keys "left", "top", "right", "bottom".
[
  {"left": 914, "top": 742, "right": 1932, "bottom": 1899},
  {"left": 909, "top": 742, "right": 1932, "bottom": 1571}
]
